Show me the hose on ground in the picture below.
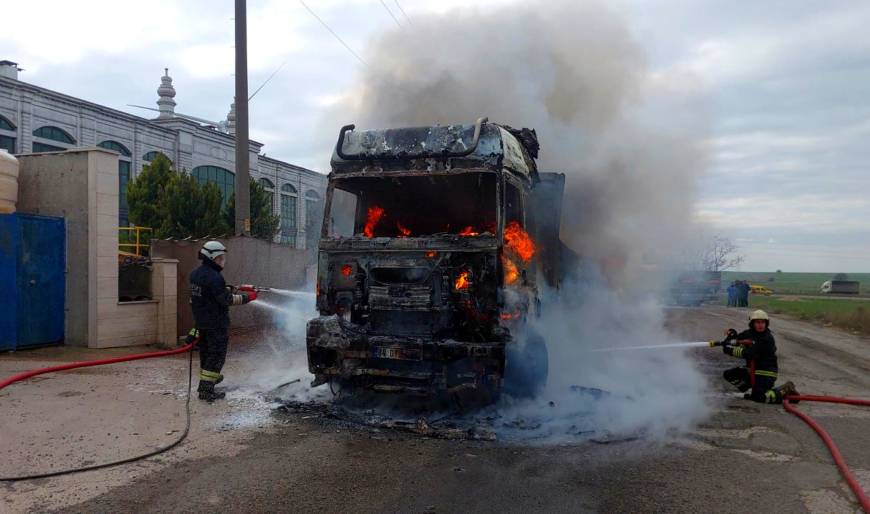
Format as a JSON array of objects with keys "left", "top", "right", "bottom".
[
  {"left": 0, "top": 341, "right": 197, "bottom": 482},
  {"left": 783, "top": 394, "right": 870, "bottom": 513}
]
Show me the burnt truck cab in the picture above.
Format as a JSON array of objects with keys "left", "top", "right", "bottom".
[{"left": 307, "top": 118, "right": 565, "bottom": 399}]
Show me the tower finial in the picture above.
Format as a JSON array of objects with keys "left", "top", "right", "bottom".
[{"left": 156, "top": 68, "right": 176, "bottom": 119}]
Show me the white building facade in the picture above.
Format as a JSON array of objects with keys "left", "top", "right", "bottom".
[{"left": 0, "top": 61, "right": 326, "bottom": 248}]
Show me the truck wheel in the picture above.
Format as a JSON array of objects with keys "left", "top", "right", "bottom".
[{"left": 503, "top": 330, "right": 549, "bottom": 399}]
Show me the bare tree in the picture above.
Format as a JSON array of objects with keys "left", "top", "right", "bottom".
[{"left": 701, "top": 236, "right": 744, "bottom": 272}]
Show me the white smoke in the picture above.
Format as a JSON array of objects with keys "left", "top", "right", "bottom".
[{"left": 320, "top": 0, "right": 713, "bottom": 440}]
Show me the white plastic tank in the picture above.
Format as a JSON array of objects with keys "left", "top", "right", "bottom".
[{"left": 0, "top": 149, "right": 19, "bottom": 213}]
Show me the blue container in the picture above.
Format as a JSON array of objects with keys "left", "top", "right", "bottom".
[{"left": 0, "top": 213, "right": 65, "bottom": 350}]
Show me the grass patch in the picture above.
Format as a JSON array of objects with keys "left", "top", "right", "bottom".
[
  {"left": 722, "top": 271, "right": 870, "bottom": 296},
  {"left": 749, "top": 296, "right": 870, "bottom": 334}
]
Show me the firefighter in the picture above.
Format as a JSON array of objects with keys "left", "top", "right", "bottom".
[
  {"left": 190, "top": 241, "right": 257, "bottom": 402},
  {"left": 722, "top": 309, "right": 798, "bottom": 404}
]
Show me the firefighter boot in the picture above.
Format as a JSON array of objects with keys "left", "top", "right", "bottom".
[
  {"left": 777, "top": 381, "right": 800, "bottom": 404},
  {"left": 197, "top": 381, "right": 226, "bottom": 402}
]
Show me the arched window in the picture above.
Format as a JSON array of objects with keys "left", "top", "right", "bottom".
[
  {"left": 32, "top": 125, "right": 75, "bottom": 152},
  {"left": 98, "top": 141, "right": 133, "bottom": 225},
  {"left": 279, "top": 183, "right": 298, "bottom": 246},
  {"left": 192, "top": 165, "right": 235, "bottom": 205},
  {"left": 143, "top": 151, "right": 170, "bottom": 163},
  {"left": 305, "top": 190, "right": 322, "bottom": 225},
  {"left": 259, "top": 178, "right": 275, "bottom": 213},
  {"left": 97, "top": 140, "right": 132, "bottom": 157},
  {"left": 0, "top": 115, "right": 15, "bottom": 154}
]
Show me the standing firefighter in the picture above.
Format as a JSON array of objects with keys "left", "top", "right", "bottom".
[
  {"left": 721, "top": 309, "right": 798, "bottom": 403},
  {"left": 189, "top": 241, "right": 257, "bottom": 402}
]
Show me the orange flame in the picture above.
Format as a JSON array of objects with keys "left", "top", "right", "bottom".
[
  {"left": 454, "top": 270, "right": 470, "bottom": 291},
  {"left": 363, "top": 206, "right": 385, "bottom": 238},
  {"left": 499, "top": 312, "right": 521, "bottom": 321},
  {"left": 425, "top": 250, "right": 438, "bottom": 258},
  {"left": 458, "top": 226, "right": 479, "bottom": 237},
  {"left": 504, "top": 221, "right": 535, "bottom": 262},
  {"left": 396, "top": 221, "right": 411, "bottom": 237},
  {"left": 501, "top": 255, "right": 519, "bottom": 285},
  {"left": 341, "top": 264, "right": 353, "bottom": 277}
]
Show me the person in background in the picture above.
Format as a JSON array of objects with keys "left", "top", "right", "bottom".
[{"left": 727, "top": 281, "right": 737, "bottom": 307}]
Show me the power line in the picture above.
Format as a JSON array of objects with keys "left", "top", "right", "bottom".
[
  {"left": 249, "top": 60, "right": 287, "bottom": 101},
  {"left": 393, "top": 0, "right": 413, "bottom": 25},
  {"left": 298, "top": 0, "right": 368, "bottom": 67},
  {"left": 379, "top": 0, "right": 403, "bottom": 28}
]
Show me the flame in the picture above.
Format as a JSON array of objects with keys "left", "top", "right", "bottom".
[
  {"left": 341, "top": 264, "right": 353, "bottom": 277},
  {"left": 425, "top": 250, "right": 438, "bottom": 258},
  {"left": 501, "top": 255, "right": 519, "bottom": 285},
  {"left": 499, "top": 312, "right": 521, "bottom": 321},
  {"left": 396, "top": 221, "right": 411, "bottom": 237},
  {"left": 454, "top": 270, "right": 470, "bottom": 291},
  {"left": 504, "top": 221, "right": 535, "bottom": 262},
  {"left": 458, "top": 226, "right": 479, "bottom": 237},
  {"left": 363, "top": 205, "right": 385, "bottom": 238}
]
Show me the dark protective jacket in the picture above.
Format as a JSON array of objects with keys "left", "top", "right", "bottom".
[
  {"left": 190, "top": 258, "right": 235, "bottom": 329},
  {"left": 725, "top": 326, "right": 778, "bottom": 375}
]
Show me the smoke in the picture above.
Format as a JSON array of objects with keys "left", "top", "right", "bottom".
[
  {"left": 322, "top": 0, "right": 713, "bottom": 440},
  {"left": 329, "top": 0, "right": 711, "bottom": 285}
]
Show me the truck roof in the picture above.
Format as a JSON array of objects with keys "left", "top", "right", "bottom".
[{"left": 330, "top": 118, "right": 539, "bottom": 182}]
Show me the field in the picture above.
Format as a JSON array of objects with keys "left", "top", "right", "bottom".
[
  {"left": 747, "top": 295, "right": 870, "bottom": 335},
  {"left": 721, "top": 271, "right": 870, "bottom": 296}
]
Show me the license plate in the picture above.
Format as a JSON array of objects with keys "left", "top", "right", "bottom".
[{"left": 372, "top": 347, "right": 418, "bottom": 360}]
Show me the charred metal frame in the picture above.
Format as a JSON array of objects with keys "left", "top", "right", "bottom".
[{"left": 308, "top": 119, "right": 547, "bottom": 398}]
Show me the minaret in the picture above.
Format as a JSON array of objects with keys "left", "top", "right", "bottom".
[
  {"left": 226, "top": 102, "right": 236, "bottom": 135},
  {"left": 156, "top": 68, "right": 176, "bottom": 119}
]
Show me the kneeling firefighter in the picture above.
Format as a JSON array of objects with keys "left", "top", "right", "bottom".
[
  {"left": 721, "top": 309, "right": 799, "bottom": 403},
  {"left": 190, "top": 241, "right": 258, "bottom": 402}
]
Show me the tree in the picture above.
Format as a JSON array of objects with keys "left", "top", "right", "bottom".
[
  {"left": 223, "top": 179, "right": 280, "bottom": 240},
  {"left": 159, "top": 173, "right": 230, "bottom": 238},
  {"left": 127, "top": 154, "right": 173, "bottom": 229},
  {"left": 701, "top": 236, "right": 744, "bottom": 272}
]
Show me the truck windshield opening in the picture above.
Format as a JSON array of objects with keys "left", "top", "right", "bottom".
[{"left": 328, "top": 173, "right": 497, "bottom": 238}]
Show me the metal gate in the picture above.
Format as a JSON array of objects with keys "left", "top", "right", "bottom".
[{"left": 0, "top": 213, "right": 65, "bottom": 350}]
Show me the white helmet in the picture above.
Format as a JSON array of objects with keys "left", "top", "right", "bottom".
[
  {"left": 200, "top": 240, "right": 227, "bottom": 261},
  {"left": 749, "top": 309, "right": 769, "bottom": 322}
]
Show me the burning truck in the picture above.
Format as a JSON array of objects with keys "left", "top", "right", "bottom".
[{"left": 306, "top": 118, "right": 569, "bottom": 402}]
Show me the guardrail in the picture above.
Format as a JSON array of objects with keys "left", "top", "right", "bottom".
[{"left": 119, "top": 226, "right": 153, "bottom": 257}]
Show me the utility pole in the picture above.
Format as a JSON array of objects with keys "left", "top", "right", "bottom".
[{"left": 234, "top": 0, "right": 250, "bottom": 236}]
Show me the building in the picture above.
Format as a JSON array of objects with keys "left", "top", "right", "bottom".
[{"left": 0, "top": 60, "right": 326, "bottom": 248}]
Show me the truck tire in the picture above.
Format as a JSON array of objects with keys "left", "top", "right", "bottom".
[{"left": 503, "top": 329, "right": 549, "bottom": 399}]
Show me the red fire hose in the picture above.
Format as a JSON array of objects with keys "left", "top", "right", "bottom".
[
  {"left": 0, "top": 342, "right": 196, "bottom": 391},
  {"left": 783, "top": 395, "right": 870, "bottom": 512},
  {"left": 0, "top": 341, "right": 197, "bottom": 481}
]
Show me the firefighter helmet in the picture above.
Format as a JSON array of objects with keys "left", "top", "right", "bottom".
[
  {"left": 200, "top": 240, "right": 227, "bottom": 261},
  {"left": 749, "top": 310, "right": 769, "bottom": 322}
]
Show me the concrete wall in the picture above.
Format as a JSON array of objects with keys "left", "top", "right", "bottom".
[
  {"left": 17, "top": 148, "right": 177, "bottom": 348},
  {"left": 152, "top": 236, "right": 314, "bottom": 335},
  {"left": 17, "top": 151, "right": 91, "bottom": 344}
]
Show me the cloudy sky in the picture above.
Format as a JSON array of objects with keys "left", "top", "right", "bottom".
[{"left": 3, "top": 0, "right": 868, "bottom": 272}]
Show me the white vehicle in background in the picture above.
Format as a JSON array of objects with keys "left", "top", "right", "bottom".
[{"left": 820, "top": 280, "right": 860, "bottom": 295}]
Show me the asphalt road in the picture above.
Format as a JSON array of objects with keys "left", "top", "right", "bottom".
[{"left": 3, "top": 306, "right": 869, "bottom": 513}]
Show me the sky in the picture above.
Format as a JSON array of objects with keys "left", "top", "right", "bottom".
[{"left": 2, "top": 0, "right": 868, "bottom": 272}]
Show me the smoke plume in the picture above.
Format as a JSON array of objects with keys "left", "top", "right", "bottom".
[{"left": 321, "top": 0, "right": 714, "bottom": 439}]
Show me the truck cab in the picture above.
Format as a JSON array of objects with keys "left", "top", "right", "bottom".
[{"left": 306, "top": 118, "right": 563, "bottom": 401}]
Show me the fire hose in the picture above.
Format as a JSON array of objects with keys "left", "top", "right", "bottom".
[
  {"left": 593, "top": 337, "right": 870, "bottom": 510},
  {"left": 0, "top": 340, "right": 197, "bottom": 482},
  {"left": 783, "top": 395, "right": 870, "bottom": 512}
]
